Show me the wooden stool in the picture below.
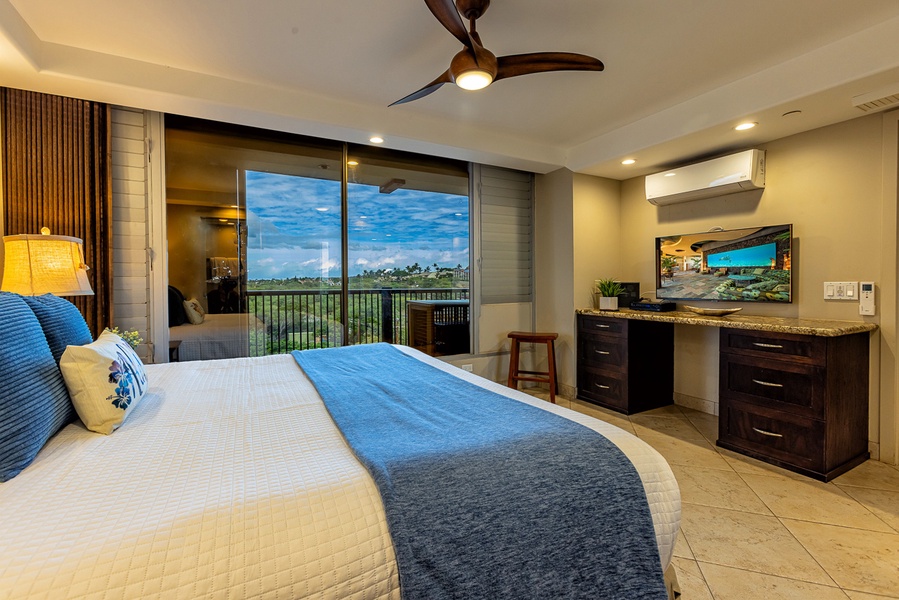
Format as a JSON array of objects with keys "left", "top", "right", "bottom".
[{"left": 507, "top": 331, "right": 559, "bottom": 403}]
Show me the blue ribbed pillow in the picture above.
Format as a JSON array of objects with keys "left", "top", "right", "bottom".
[
  {"left": 22, "top": 294, "right": 93, "bottom": 363},
  {"left": 0, "top": 292, "right": 73, "bottom": 481}
]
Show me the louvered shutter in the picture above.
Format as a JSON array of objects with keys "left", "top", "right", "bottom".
[{"left": 480, "top": 167, "right": 533, "bottom": 304}]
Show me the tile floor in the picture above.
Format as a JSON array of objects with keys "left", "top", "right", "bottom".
[{"left": 525, "top": 390, "right": 899, "bottom": 599}]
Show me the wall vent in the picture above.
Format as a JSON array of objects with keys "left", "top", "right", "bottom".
[{"left": 852, "top": 84, "right": 899, "bottom": 113}]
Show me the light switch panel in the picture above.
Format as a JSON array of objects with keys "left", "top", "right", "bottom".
[{"left": 823, "top": 281, "right": 858, "bottom": 301}]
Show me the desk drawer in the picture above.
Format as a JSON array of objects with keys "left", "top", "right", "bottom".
[
  {"left": 578, "top": 366, "right": 627, "bottom": 412},
  {"left": 720, "top": 329, "right": 825, "bottom": 365},
  {"left": 720, "top": 402, "right": 824, "bottom": 472},
  {"left": 578, "top": 314, "right": 626, "bottom": 337},
  {"left": 577, "top": 335, "right": 626, "bottom": 371},
  {"left": 721, "top": 354, "right": 824, "bottom": 418}
]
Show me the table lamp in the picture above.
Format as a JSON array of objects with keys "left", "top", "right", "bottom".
[{"left": 0, "top": 227, "right": 94, "bottom": 296}]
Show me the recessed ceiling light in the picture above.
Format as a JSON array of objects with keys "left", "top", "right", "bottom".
[
  {"left": 347, "top": 160, "right": 359, "bottom": 166},
  {"left": 369, "top": 136, "right": 384, "bottom": 144},
  {"left": 664, "top": 173, "right": 676, "bottom": 177},
  {"left": 735, "top": 122, "right": 757, "bottom": 131},
  {"left": 621, "top": 158, "right": 636, "bottom": 165}
]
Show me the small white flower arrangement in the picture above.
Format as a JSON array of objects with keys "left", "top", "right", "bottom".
[{"left": 105, "top": 326, "right": 143, "bottom": 349}]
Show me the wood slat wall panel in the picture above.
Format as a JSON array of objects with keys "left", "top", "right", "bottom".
[{"left": 1, "top": 88, "right": 113, "bottom": 335}]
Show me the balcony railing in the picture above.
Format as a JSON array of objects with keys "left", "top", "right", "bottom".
[{"left": 246, "top": 287, "right": 469, "bottom": 355}]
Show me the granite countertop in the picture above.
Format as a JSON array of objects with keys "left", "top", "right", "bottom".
[{"left": 576, "top": 308, "right": 878, "bottom": 337}]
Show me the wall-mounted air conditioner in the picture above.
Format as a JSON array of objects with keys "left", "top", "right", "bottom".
[{"left": 645, "top": 149, "right": 765, "bottom": 206}]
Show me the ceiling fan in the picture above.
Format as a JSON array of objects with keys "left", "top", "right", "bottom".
[{"left": 390, "top": 0, "right": 604, "bottom": 106}]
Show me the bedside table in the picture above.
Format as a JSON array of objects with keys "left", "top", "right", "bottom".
[{"left": 169, "top": 340, "right": 182, "bottom": 363}]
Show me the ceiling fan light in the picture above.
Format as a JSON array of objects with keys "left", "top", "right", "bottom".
[{"left": 456, "top": 69, "right": 494, "bottom": 91}]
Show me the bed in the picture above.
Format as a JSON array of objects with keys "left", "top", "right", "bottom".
[
  {"left": 169, "top": 313, "right": 264, "bottom": 361},
  {"left": 0, "top": 292, "right": 681, "bottom": 599}
]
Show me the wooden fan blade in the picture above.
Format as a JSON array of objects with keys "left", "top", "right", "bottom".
[
  {"left": 389, "top": 70, "right": 453, "bottom": 106},
  {"left": 424, "top": 0, "right": 472, "bottom": 49},
  {"left": 495, "top": 52, "right": 604, "bottom": 81},
  {"left": 468, "top": 31, "right": 495, "bottom": 70}
]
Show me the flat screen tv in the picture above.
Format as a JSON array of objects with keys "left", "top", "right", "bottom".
[{"left": 655, "top": 224, "right": 792, "bottom": 302}]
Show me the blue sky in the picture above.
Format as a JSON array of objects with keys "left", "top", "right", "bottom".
[{"left": 245, "top": 171, "right": 469, "bottom": 279}]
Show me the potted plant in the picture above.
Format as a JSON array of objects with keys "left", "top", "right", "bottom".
[{"left": 594, "top": 278, "right": 625, "bottom": 310}]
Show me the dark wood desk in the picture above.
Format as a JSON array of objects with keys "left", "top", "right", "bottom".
[{"left": 576, "top": 308, "right": 876, "bottom": 481}]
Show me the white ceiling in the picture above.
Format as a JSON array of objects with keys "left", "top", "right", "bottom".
[{"left": 2, "top": 0, "right": 899, "bottom": 179}]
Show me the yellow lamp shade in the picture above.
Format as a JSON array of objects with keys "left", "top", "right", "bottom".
[{"left": 1, "top": 233, "right": 94, "bottom": 296}]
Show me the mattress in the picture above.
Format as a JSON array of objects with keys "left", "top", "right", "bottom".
[
  {"left": 169, "top": 313, "right": 263, "bottom": 361},
  {"left": 0, "top": 347, "right": 680, "bottom": 599}
]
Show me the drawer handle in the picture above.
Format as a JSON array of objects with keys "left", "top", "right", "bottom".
[
  {"left": 752, "top": 379, "right": 784, "bottom": 388},
  {"left": 595, "top": 350, "right": 610, "bottom": 355},
  {"left": 752, "top": 342, "right": 784, "bottom": 349},
  {"left": 595, "top": 383, "right": 611, "bottom": 389},
  {"left": 752, "top": 427, "right": 784, "bottom": 438},
  {"left": 596, "top": 324, "right": 611, "bottom": 329}
]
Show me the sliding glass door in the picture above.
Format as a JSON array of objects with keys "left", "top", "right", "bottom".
[
  {"left": 164, "top": 116, "right": 470, "bottom": 360},
  {"left": 244, "top": 168, "right": 343, "bottom": 352},
  {"left": 346, "top": 144, "right": 470, "bottom": 354}
]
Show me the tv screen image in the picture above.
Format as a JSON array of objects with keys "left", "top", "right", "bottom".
[{"left": 656, "top": 224, "right": 792, "bottom": 303}]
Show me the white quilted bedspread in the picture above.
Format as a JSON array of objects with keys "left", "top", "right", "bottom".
[{"left": 0, "top": 348, "right": 680, "bottom": 600}]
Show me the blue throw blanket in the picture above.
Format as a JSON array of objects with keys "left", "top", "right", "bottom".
[{"left": 293, "top": 344, "right": 666, "bottom": 600}]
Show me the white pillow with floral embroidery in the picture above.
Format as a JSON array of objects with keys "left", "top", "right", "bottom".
[
  {"left": 59, "top": 330, "right": 149, "bottom": 434},
  {"left": 183, "top": 297, "right": 205, "bottom": 324}
]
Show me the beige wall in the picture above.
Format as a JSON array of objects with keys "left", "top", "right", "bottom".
[
  {"left": 537, "top": 112, "right": 897, "bottom": 462},
  {"left": 573, "top": 174, "right": 622, "bottom": 312},
  {"left": 534, "top": 168, "right": 621, "bottom": 392},
  {"left": 535, "top": 169, "right": 575, "bottom": 390}
]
